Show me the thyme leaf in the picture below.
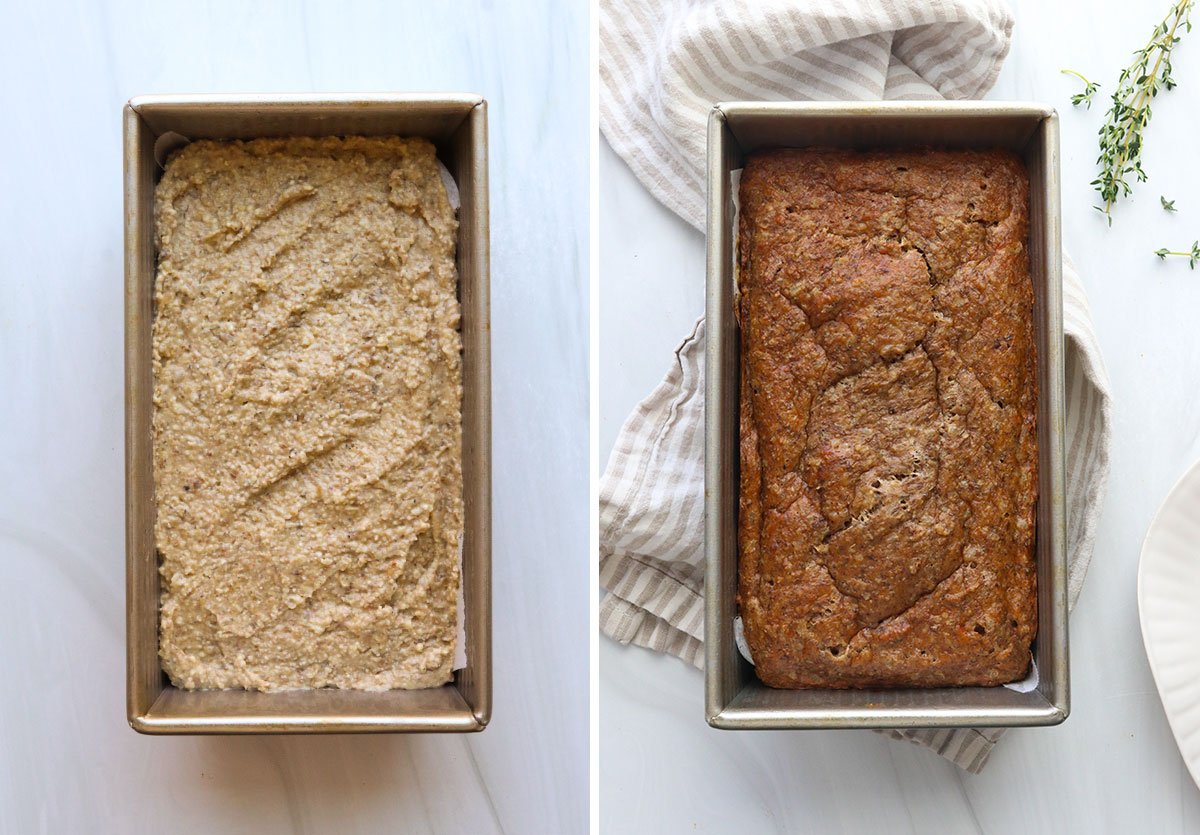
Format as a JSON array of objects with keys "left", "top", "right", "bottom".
[
  {"left": 1061, "top": 69, "right": 1100, "bottom": 108},
  {"left": 1154, "top": 241, "right": 1200, "bottom": 268},
  {"left": 1086, "top": 0, "right": 1195, "bottom": 224}
]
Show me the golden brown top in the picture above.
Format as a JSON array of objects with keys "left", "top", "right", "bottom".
[{"left": 737, "top": 148, "right": 1037, "bottom": 689}]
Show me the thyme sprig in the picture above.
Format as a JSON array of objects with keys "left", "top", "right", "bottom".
[
  {"left": 1083, "top": 0, "right": 1194, "bottom": 224},
  {"left": 1162, "top": 195, "right": 1179, "bottom": 211},
  {"left": 1154, "top": 241, "right": 1200, "bottom": 268},
  {"left": 1061, "top": 69, "right": 1100, "bottom": 108}
]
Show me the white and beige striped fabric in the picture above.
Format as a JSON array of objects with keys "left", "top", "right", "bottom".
[
  {"left": 599, "top": 0, "right": 1113, "bottom": 773},
  {"left": 600, "top": 0, "right": 1016, "bottom": 230}
]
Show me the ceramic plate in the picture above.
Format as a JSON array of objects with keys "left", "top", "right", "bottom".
[{"left": 1137, "top": 458, "right": 1200, "bottom": 789}]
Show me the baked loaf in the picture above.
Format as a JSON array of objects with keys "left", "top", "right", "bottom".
[
  {"left": 153, "top": 137, "right": 462, "bottom": 691},
  {"left": 737, "top": 148, "right": 1037, "bottom": 689}
]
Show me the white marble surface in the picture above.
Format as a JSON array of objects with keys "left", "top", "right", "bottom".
[
  {"left": 0, "top": 1, "right": 587, "bottom": 833},
  {"left": 600, "top": 0, "right": 1200, "bottom": 831}
]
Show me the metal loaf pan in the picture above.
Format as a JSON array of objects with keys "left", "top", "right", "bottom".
[
  {"left": 125, "top": 94, "right": 491, "bottom": 734},
  {"left": 704, "top": 101, "right": 1066, "bottom": 729}
]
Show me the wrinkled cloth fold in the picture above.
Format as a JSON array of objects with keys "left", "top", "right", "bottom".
[{"left": 599, "top": 0, "right": 1113, "bottom": 773}]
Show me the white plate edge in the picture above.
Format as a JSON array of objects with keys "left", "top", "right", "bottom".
[{"left": 1136, "top": 456, "right": 1200, "bottom": 790}]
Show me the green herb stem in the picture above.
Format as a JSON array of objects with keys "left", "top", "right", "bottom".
[
  {"left": 1154, "top": 241, "right": 1200, "bottom": 267},
  {"left": 1061, "top": 69, "right": 1100, "bottom": 107},
  {"left": 1088, "top": 0, "right": 1194, "bottom": 223}
]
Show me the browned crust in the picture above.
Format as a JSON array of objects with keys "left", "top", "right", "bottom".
[{"left": 736, "top": 148, "right": 1037, "bottom": 689}]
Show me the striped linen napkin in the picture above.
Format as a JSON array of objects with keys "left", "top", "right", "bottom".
[{"left": 599, "top": 0, "right": 1113, "bottom": 773}]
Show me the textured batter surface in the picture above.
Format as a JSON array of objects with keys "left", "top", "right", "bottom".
[
  {"left": 737, "top": 148, "right": 1037, "bottom": 689},
  {"left": 153, "top": 136, "right": 461, "bottom": 691}
]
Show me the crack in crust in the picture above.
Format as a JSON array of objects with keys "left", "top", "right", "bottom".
[{"left": 736, "top": 148, "right": 1038, "bottom": 689}]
